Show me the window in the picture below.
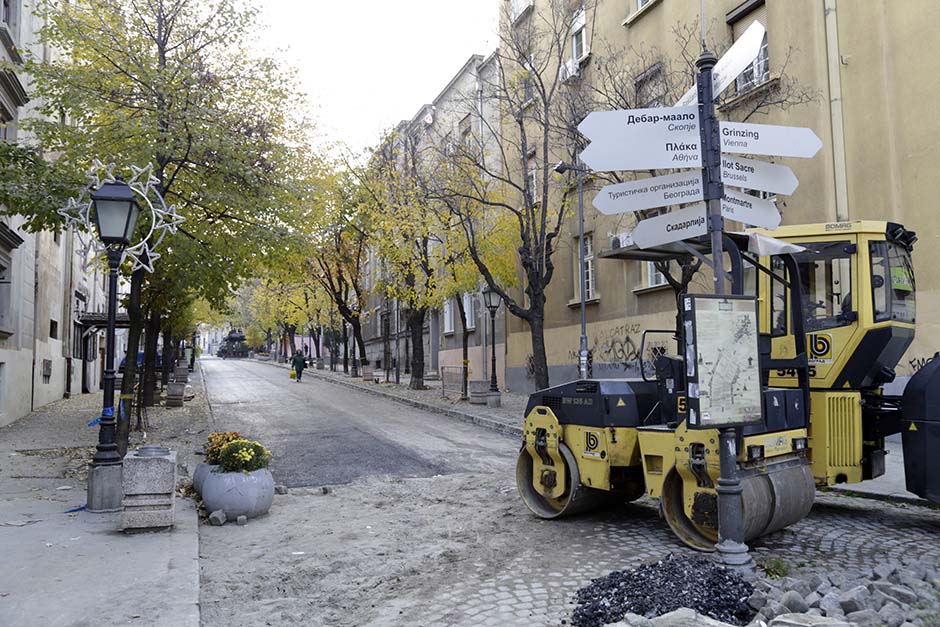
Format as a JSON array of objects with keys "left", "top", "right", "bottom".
[
  {"left": 730, "top": 4, "right": 769, "bottom": 93},
  {"left": 793, "top": 241, "right": 854, "bottom": 332},
  {"left": 736, "top": 33, "right": 769, "bottom": 92},
  {"left": 520, "top": 74, "right": 535, "bottom": 104},
  {"left": 525, "top": 155, "right": 538, "bottom": 205},
  {"left": 0, "top": 259, "right": 9, "bottom": 333},
  {"left": 1, "top": 0, "right": 13, "bottom": 27},
  {"left": 576, "top": 233, "right": 595, "bottom": 301},
  {"left": 647, "top": 261, "right": 668, "bottom": 288},
  {"left": 571, "top": 7, "right": 588, "bottom": 62},
  {"left": 635, "top": 63, "right": 665, "bottom": 108},
  {"left": 870, "top": 241, "right": 916, "bottom": 323},
  {"left": 462, "top": 293, "right": 476, "bottom": 330},
  {"left": 637, "top": 0, "right": 654, "bottom": 8},
  {"left": 459, "top": 114, "right": 472, "bottom": 144},
  {"left": 442, "top": 299, "right": 454, "bottom": 334},
  {"left": 745, "top": 188, "right": 777, "bottom": 206},
  {"left": 49, "top": 319, "right": 58, "bottom": 340}
]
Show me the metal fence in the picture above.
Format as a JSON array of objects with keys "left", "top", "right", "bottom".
[{"left": 440, "top": 366, "right": 467, "bottom": 400}]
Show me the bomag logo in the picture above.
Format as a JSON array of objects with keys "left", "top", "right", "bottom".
[
  {"left": 585, "top": 431, "right": 600, "bottom": 452},
  {"left": 809, "top": 333, "right": 833, "bottom": 364}
]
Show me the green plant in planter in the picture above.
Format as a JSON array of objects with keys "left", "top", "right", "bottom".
[
  {"left": 218, "top": 439, "right": 271, "bottom": 473},
  {"left": 204, "top": 431, "right": 243, "bottom": 464}
]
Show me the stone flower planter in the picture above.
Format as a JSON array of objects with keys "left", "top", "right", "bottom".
[
  {"left": 192, "top": 462, "right": 218, "bottom": 495},
  {"left": 201, "top": 468, "right": 275, "bottom": 519}
]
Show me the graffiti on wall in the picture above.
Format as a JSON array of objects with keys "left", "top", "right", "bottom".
[
  {"left": 909, "top": 354, "right": 935, "bottom": 373},
  {"left": 564, "top": 322, "right": 671, "bottom": 376}
]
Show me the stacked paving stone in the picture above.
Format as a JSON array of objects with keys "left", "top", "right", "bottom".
[{"left": 745, "top": 559, "right": 940, "bottom": 627}]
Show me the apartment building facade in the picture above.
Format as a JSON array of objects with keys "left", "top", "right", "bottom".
[
  {"left": 361, "top": 52, "right": 509, "bottom": 388},
  {"left": 499, "top": 0, "right": 940, "bottom": 392},
  {"left": 0, "top": 0, "right": 107, "bottom": 426}
]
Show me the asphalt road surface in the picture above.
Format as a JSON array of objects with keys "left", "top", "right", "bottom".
[{"left": 201, "top": 358, "right": 516, "bottom": 488}]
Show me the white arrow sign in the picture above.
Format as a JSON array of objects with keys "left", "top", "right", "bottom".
[
  {"left": 630, "top": 203, "right": 707, "bottom": 249},
  {"left": 676, "top": 21, "right": 767, "bottom": 107},
  {"left": 720, "top": 189, "right": 781, "bottom": 229},
  {"left": 578, "top": 106, "right": 701, "bottom": 172},
  {"left": 720, "top": 155, "right": 799, "bottom": 195},
  {"left": 719, "top": 121, "right": 822, "bottom": 158},
  {"left": 593, "top": 171, "right": 703, "bottom": 215}
]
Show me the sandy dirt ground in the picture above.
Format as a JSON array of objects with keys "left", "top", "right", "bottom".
[{"left": 199, "top": 470, "right": 540, "bottom": 626}]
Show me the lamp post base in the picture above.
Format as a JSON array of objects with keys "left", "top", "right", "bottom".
[
  {"left": 715, "top": 538, "right": 756, "bottom": 577},
  {"left": 86, "top": 463, "right": 124, "bottom": 513},
  {"left": 486, "top": 390, "right": 501, "bottom": 408}
]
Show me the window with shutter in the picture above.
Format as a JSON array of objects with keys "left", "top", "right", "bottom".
[{"left": 731, "top": 4, "right": 769, "bottom": 94}]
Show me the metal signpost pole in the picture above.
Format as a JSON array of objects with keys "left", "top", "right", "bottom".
[
  {"left": 577, "top": 163, "right": 589, "bottom": 380},
  {"left": 697, "top": 48, "right": 753, "bottom": 571}
]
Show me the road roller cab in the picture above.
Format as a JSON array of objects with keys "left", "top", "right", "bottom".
[{"left": 516, "top": 220, "right": 932, "bottom": 551}]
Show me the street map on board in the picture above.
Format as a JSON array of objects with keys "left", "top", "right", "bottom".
[{"left": 692, "top": 298, "right": 762, "bottom": 426}]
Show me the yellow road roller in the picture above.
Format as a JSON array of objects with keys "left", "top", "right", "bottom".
[{"left": 517, "top": 221, "right": 936, "bottom": 550}]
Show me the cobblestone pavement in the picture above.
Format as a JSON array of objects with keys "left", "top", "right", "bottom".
[{"left": 380, "top": 493, "right": 940, "bottom": 627}]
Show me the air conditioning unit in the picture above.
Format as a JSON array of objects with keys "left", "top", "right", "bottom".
[
  {"left": 610, "top": 231, "right": 633, "bottom": 250},
  {"left": 558, "top": 59, "right": 580, "bottom": 83}
]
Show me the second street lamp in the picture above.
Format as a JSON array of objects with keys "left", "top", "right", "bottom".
[
  {"left": 481, "top": 285, "right": 500, "bottom": 407},
  {"left": 87, "top": 177, "right": 141, "bottom": 512},
  {"left": 554, "top": 160, "right": 590, "bottom": 380}
]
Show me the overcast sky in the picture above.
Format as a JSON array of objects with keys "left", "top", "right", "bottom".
[{"left": 256, "top": 1, "right": 499, "bottom": 155}]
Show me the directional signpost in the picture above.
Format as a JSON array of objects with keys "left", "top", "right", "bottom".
[
  {"left": 578, "top": 106, "right": 700, "bottom": 171},
  {"left": 593, "top": 171, "right": 702, "bottom": 215},
  {"left": 719, "top": 121, "right": 822, "bottom": 159},
  {"left": 720, "top": 155, "right": 798, "bottom": 196},
  {"left": 574, "top": 12, "right": 827, "bottom": 574},
  {"left": 629, "top": 203, "right": 707, "bottom": 249},
  {"left": 720, "top": 189, "right": 781, "bottom": 229},
  {"left": 676, "top": 21, "right": 766, "bottom": 107}
]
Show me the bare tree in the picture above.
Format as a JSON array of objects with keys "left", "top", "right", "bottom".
[{"left": 430, "top": 0, "right": 597, "bottom": 390}]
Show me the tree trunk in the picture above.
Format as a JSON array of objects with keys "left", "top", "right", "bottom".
[
  {"left": 312, "top": 325, "right": 321, "bottom": 359},
  {"left": 407, "top": 308, "right": 426, "bottom": 390},
  {"left": 342, "top": 324, "right": 348, "bottom": 373},
  {"left": 117, "top": 268, "right": 145, "bottom": 457},
  {"left": 287, "top": 324, "right": 296, "bottom": 356},
  {"left": 160, "top": 327, "right": 172, "bottom": 387},
  {"left": 528, "top": 312, "right": 549, "bottom": 390},
  {"left": 142, "top": 309, "right": 160, "bottom": 407},
  {"left": 351, "top": 319, "right": 366, "bottom": 365},
  {"left": 455, "top": 296, "right": 469, "bottom": 400}
]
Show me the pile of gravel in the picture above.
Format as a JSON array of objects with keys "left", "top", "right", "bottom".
[{"left": 570, "top": 555, "right": 754, "bottom": 627}]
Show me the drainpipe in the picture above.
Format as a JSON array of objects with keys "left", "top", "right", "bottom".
[
  {"left": 824, "top": 0, "right": 850, "bottom": 222},
  {"left": 30, "top": 235, "right": 39, "bottom": 411}
]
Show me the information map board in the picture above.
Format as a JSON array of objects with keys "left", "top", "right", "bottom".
[{"left": 683, "top": 294, "right": 763, "bottom": 429}]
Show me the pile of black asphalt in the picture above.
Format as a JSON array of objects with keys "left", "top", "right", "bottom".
[{"left": 570, "top": 554, "right": 754, "bottom": 627}]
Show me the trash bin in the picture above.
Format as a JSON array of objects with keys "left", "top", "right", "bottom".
[{"left": 901, "top": 352, "right": 940, "bottom": 501}]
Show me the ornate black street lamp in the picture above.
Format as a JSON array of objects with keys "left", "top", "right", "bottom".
[
  {"left": 87, "top": 177, "right": 140, "bottom": 511},
  {"left": 481, "top": 285, "right": 500, "bottom": 401}
]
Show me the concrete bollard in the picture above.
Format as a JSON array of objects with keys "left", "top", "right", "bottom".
[
  {"left": 166, "top": 381, "right": 186, "bottom": 407},
  {"left": 121, "top": 445, "right": 176, "bottom": 530},
  {"left": 174, "top": 366, "right": 189, "bottom": 384},
  {"left": 468, "top": 380, "right": 489, "bottom": 405}
]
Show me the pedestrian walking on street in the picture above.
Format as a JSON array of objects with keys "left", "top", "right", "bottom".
[{"left": 291, "top": 351, "right": 307, "bottom": 382}]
